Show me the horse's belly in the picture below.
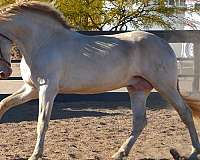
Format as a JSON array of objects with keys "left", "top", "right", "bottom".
[
  {"left": 59, "top": 85, "right": 124, "bottom": 94},
  {"left": 58, "top": 73, "right": 129, "bottom": 94},
  {"left": 58, "top": 51, "right": 132, "bottom": 94}
]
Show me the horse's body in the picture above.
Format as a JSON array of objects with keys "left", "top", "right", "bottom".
[
  {"left": 0, "top": 2, "right": 200, "bottom": 160},
  {"left": 21, "top": 31, "right": 167, "bottom": 94}
]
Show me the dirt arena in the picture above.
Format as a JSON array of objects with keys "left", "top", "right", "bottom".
[{"left": 0, "top": 100, "right": 196, "bottom": 160}]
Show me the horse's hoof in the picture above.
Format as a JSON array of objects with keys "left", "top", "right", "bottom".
[
  {"left": 170, "top": 148, "right": 181, "bottom": 159},
  {"left": 188, "top": 151, "right": 200, "bottom": 160},
  {"left": 170, "top": 148, "right": 188, "bottom": 160},
  {"left": 112, "top": 151, "right": 128, "bottom": 160},
  {"left": 28, "top": 158, "right": 42, "bottom": 160},
  {"left": 28, "top": 155, "right": 42, "bottom": 160}
]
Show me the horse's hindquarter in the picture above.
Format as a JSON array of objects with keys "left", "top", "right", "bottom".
[{"left": 59, "top": 34, "right": 135, "bottom": 94}]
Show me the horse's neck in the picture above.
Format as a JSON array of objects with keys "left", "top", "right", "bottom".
[
  {"left": 0, "top": 12, "right": 75, "bottom": 66},
  {"left": 2, "top": 13, "right": 60, "bottom": 51}
]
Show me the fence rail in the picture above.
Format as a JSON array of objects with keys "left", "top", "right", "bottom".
[{"left": 2, "top": 30, "right": 200, "bottom": 92}]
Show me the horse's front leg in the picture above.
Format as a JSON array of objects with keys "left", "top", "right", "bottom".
[
  {"left": 0, "top": 84, "right": 38, "bottom": 121},
  {"left": 29, "top": 81, "right": 58, "bottom": 160}
]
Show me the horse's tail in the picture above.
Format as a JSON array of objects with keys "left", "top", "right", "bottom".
[{"left": 178, "top": 80, "right": 200, "bottom": 122}]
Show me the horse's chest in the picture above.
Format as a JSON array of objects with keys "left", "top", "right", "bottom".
[{"left": 20, "top": 58, "right": 34, "bottom": 86}]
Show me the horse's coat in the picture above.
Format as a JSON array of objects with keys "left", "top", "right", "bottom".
[{"left": 0, "top": 2, "right": 200, "bottom": 160}]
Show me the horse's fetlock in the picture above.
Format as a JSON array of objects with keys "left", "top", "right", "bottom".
[
  {"left": 28, "top": 154, "right": 42, "bottom": 160},
  {"left": 192, "top": 144, "right": 200, "bottom": 153},
  {"left": 133, "top": 118, "right": 147, "bottom": 133},
  {"left": 112, "top": 150, "right": 128, "bottom": 160}
]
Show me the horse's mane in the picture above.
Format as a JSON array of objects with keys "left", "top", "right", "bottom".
[{"left": 0, "top": 1, "right": 71, "bottom": 29}]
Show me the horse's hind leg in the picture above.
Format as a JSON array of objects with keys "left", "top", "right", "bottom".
[
  {"left": 156, "top": 84, "right": 200, "bottom": 159},
  {"left": 0, "top": 84, "right": 38, "bottom": 120},
  {"left": 112, "top": 82, "right": 151, "bottom": 160}
]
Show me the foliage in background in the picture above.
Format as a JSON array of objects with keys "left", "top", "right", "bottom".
[
  {"left": 50, "top": 0, "right": 200, "bottom": 30},
  {"left": 0, "top": 0, "right": 15, "bottom": 7},
  {"left": 51, "top": 0, "right": 104, "bottom": 30},
  {"left": 0, "top": 0, "right": 199, "bottom": 31}
]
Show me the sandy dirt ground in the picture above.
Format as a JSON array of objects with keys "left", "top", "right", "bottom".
[{"left": 0, "top": 101, "right": 197, "bottom": 160}]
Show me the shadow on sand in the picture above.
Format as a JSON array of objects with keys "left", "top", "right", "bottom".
[
  {"left": 0, "top": 101, "right": 127, "bottom": 123},
  {"left": 0, "top": 92, "right": 169, "bottom": 123}
]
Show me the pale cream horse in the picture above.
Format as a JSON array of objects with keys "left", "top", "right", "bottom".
[{"left": 0, "top": 2, "right": 200, "bottom": 160}]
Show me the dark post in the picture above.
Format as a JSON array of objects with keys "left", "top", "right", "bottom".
[{"left": 192, "top": 42, "right": 200, "bottom": 93}]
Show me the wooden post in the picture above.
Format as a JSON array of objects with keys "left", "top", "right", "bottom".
[{"left": 192, "top": 43, "right": 200, "bottom": 93}]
